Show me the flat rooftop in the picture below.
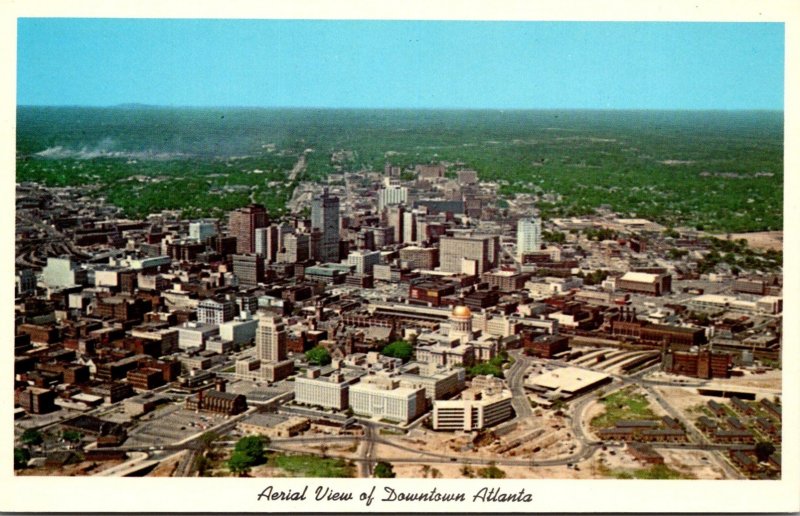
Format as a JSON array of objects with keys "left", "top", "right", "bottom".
[{"left": 526, "top": 366, "right": 610, "bottom": 394}]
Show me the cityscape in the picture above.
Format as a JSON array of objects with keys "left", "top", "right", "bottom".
[
  {"left": 12, "top": 19, "right": 785, "bottom": 484},
  {"left": 13, "top": 128, "right": 783, "bottom": 480}
]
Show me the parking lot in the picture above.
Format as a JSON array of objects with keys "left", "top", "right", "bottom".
[
  {"left": 126, "top": 406, "right": 228, "bottom": 447},
  {"left": 224, "top": 378, "right": 293, "bottom": 403}
]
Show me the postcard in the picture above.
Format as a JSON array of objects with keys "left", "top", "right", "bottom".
[{"left": 1, "top": 0, "right": 798, "bottom": 513}]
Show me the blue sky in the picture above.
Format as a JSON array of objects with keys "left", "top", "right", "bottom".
[{"left": 17, "top": 19, "right": 784, "bottom": 109}]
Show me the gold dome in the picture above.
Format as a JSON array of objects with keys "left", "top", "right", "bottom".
[{"left": 452, "top": 305, "right": 472, "bottom": 317}]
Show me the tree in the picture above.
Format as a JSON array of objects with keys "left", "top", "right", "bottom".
[
  {"left": 227, "top": 451, "right": 253, "bottom": 477},
  {"left": 460, "top": 465, "right": 475, "bottom": 478},
  {"left": 62, "top": 430, "right": 82, "bottom": 443},
  {"left": 374, "top": 461, "right": 395, "bottom": 478},
  {"left": 234, "top": 435, "right": 268, "bottom": 463},
  {"left": 21, "top": 429, "right": 43, "bottom": 447},
  {"left": 755, "top": 441, "right": 776, "bottom": 462},
  {"left": 380, "top": 340, "right": 413, "bottom": 362},
  {"left": 306, "top": 346, "right": 332, "bottom": 366},
  {"left": 478, "top": 463, "right": 507, "bottom": 479},
  {"left": 14, "top": 448, "right": 30, "bottom": 470}
]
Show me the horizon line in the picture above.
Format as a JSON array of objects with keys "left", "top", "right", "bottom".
[{"left": 16, "top": 104, "right": 786, "bottom": 112}]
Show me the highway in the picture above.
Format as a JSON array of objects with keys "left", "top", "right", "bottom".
[{"left": 505, "top": 351, "right": 533, "bottom": 420}]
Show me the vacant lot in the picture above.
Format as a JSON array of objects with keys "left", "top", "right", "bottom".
[
  {"left": 272, "top": 454, "right": 355, "bottom": 478},
  {"left": 590, "top": 387, "right": 659, "bottom": 429}
]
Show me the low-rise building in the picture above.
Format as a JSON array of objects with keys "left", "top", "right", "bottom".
[
  {"left": 294, "top": 369, "right": 350, "bottom": 410},
  {"left": 349, "top": 374, "right": 426, "bottom": 424},
  {"left": 432, "top": 387, "right": 513, "bottom": 431}
]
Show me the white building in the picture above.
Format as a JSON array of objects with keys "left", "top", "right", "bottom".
[
  {"left": 432, "top": 388, "right": 513, "bottom": 431},
  {"left": 347, "top": 250, "right": 381, "bottom": 275},
  {"left": 41, "top": 257, "right": 87, "bottom": 289},
  {"left": 517, "top": 216, "right": 542, "bottom": 258},
  {"left": 378, "top": 184, "right": 408, "bottom": 212},
  {"left": 219, "top": 313, "right": 258, "bottom": 345},
  {"left": 189, "top": 221, "right": 217, "bottom": 242},
  {"left": 294, "top": 370, "right": 350, "bottom": 410},
  {"left": 177, "top": 321, "right": 219, "bottom": 351},
  {"left": 350, "top": 375, "right": 426, "bottom": 424}
]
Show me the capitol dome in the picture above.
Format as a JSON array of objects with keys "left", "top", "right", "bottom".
[{"left": 452, "top": 305, "right": 472, "bottom": 318}]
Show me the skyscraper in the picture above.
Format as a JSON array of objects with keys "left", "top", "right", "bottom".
[
  {"left": 439, "top": 234, "right": 498, "bottom": 274},
  {"left": 517, "top": 216, "right": 542, "bottom": 259},
  {"left": 311, "top": 190, "right": 340, "bottom": 263},
  {"left": 255, "top": 312, "right": 287, "bottom": 362},
  {"left": 229, "top": 204, "right": 268, "bottom": 254},
  {"left": 378, "top": 184, "right": 408, "bottom": 212}
]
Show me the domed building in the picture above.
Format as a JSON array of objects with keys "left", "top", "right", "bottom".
[{"left": 449, "top": 304, "right": 473, "bottom": 343}]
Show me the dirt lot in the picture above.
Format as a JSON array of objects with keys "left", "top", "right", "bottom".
[
  {"left": 724, "top": 231, "right": 783, "bottom": 251},
  {"left": 706, "top": 369, "right": 782, "bottom": 392},
  {"left": 17, "top": 459, "right": 124, "bottom": 476},
  {"left": 146, "top": 451, "right": 185, "bottom": 477}
]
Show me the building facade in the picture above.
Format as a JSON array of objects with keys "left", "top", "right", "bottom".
[{"left": 311, "top": 190, "right": 340, "bottom": 263}]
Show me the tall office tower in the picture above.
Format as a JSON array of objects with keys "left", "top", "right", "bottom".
[
  {"left": 311, "top": 189, "right": 340, "bottom": 263},
  {"left": 255, "top": 225, "right": 280, "bottom": 263},
  {"left": 256, "top": 313, "right": 287, "bottom": 362},
  {"left": 229, "top": 204, "right": 268, "bottom": 254},
  {"left": 378, "top": 184, "right": 408, "bottom": 212},
  {"left": 387, "top": 205, "right": 405, "bottom": 244},
  {"left": 402, "top": 211, "right": 417, "bottom": 243},
  {"left": 282, "top": 233, "right": 310, "bottom": 263},
  {"left": 439, "top": 234, "right": 497, "bottom": 274},
  {"left": 516, "top": 216, "right": 542, "bottom": 259},
  {"left": 232, "top": 254, "right": 264, "bottom": 287},
  {"left": 309, "top": 229, "right": 322, "bottom": 262}
]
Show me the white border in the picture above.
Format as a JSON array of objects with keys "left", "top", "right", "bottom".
[{"left": 2, "top": 0, "right": 798, "bottom": 512}]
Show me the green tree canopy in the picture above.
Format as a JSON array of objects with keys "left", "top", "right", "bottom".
[
  {"left": 373, "top": 461, "right": 396, "bottom": 478},
  {"left": 228, "top": 451, "right": 253, "bottom": 477},
  {"left": 234, "top": 435, "right": 268, "bottom": 462},
  {"left": 306, "top": 346, "right": 332, "bottom": 366},
  {"left": 21, "top": 429, "right": 43, "bottom": 446},
  {"left": 380, "top": 340, "right": 413, "bottom": 362},
  {"left": 62, "top": 430, "right": 82, "bottom": 443},
  {"left": 14, "top": 448, "right": 30, "bottom": 470}
]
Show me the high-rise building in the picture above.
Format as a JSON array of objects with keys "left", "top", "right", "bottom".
[
  {"left": 232, "top": 254, "right": 264, "bottom": 287},
  {"left": 403, "top": 211, "right": 417, "bottom": 243},
  {"left": 281, "top": 233, "right": 310, "bottom": 263},
  {"left": 439, "top": 234, "right": 498, "bottom": 274},
  {"left": 517, "top": 217, "right": 542, "bottom": 259},
  {"left": 399, "top": 246, "right": 439, "bottom": 270},
  {"left": 255, "top": 225, "right": 279, "bottom": 262},
  {"left": 256, "top": 313, "right": 287, "bottom": 362},
  {"left": 311, "top": 190, "right": 340, "bottom": 263},
  {"left": 378, "top": 184, "right": 408, "bottom": 212},
  {"left": 229, "top": 204, "right": 268, "bottom": 254},
  {"left": 347, "top": 250, "right": 382, "bottom": 275},
  {"left": 387, "top": 205, "right": 405, "bottom": 244},
  {"left": 189, "top": 221, "right": 217, "bottom": 242}
]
